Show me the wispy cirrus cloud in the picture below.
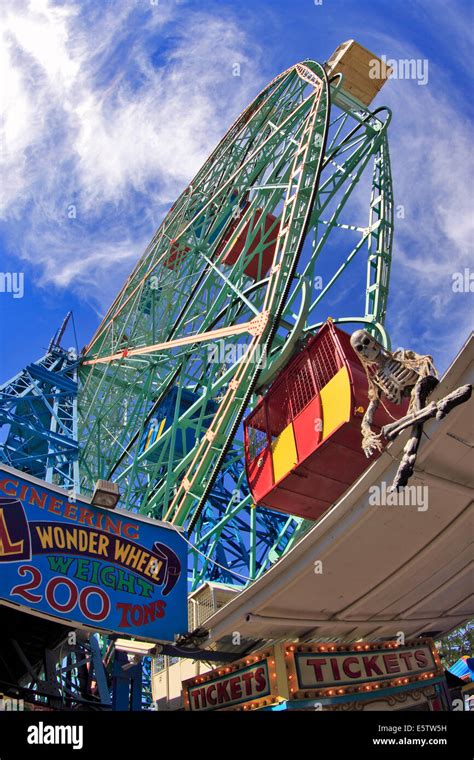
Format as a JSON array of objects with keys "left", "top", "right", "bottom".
[
  {"left": 362, "top": 26, "right": 474, "bottom": 369},
  {"left": 0, "top": 0, "right": 266, "bottom": 308},
  {"left": 1, "top": 0, "right": 472, "bottom": 370}
]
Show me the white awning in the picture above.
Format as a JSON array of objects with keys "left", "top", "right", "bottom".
[{"left": 205, "top": 334, "right": 474, "bottom": 646}]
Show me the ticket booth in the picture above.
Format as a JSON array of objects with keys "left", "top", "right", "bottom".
[{"left": 182, "top": 639, "right": 449, "bottom": 712}]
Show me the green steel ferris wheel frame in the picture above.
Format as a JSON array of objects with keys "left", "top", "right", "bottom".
[{"left": 78, "top": 59, "right": 394, "bottom": 589}]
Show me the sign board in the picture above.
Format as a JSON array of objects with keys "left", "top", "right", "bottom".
[
  {"left": 285, "top": 640, "right": 444, "bottom": 700},
  {"left": 182, "top": 640, "right": 444, "bottom": 711},
  {"left": 182, "top": 646, "right": 288, "bottom": 711},
  {"left": 0, "top": 465, "right": 187, "bottom": 642}
]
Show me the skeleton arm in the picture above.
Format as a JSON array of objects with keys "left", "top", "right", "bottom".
[{"left": 361, "top": 393, "right": 383, "bottom": 457}]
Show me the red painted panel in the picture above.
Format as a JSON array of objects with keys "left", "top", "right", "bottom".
[
  {"left": 255, "top": 431, "right": 376, "bottom": 519},
  {"left": 308, "top": 326, "right": 343, "bottom": 392},
  {"left": 221, "top": 209, "right": 279, "bottom": 280},
  {"left": 261, "top": 484, "right": 333, "bottom": 521},
  {"left": 293, "top": 395, "right": 323, "bottom": 462},
  {"left": 163, "top": 241, "right": 190, "bottom": 270},
  {"left": 302, "top": 436, "right": 369, "bottom": 485},
  {"left": 247, "top": 445, "right": 274, "bottom": 504},
  {"left": 334, "top": 326, "right": 356, "bottom": 360},
  {"left": 330, "top": 418, "right": 366, "bottom": 453},
  {"left": 266, "top": 377, "right": 291, "bottom": 438},
  {"left": 287, "top": 353, "right": 317, "bottom": 418},
  {"left": 283, "top": 466, "right": 346, "bottom": 504}
]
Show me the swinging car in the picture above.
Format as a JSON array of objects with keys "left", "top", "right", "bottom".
[{"left": 244, "top": 321, "right": 407, "bottom": 521}]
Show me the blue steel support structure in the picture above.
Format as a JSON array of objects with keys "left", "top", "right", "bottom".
[
  {"left": 0, "top": 316, "right": 113, "bottom": 709},
  {"left": 0, "top": 313, "right": 79, "bottom": 490}
]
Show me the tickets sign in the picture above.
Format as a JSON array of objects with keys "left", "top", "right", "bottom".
[
  {"left": 181, "top": 641, "right": 444, "bottom": 711},
  {"left": 183, "top": 647, "right": 288, "bottom": 711},
  {"left": 286, "top": 640, "right": 443, "bottom": 699},
  {"left": 0, "top": 465, "right": 187, "bottom": 642},
  {"left": 294, "top": 645, "right": 437, "bottom": 688}
]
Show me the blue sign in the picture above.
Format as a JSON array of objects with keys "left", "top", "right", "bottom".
[{"left": 0, "top": 465, "right": 188, "bottom": 642}]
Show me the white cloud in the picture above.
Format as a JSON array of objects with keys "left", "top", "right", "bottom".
[
  {"left": 0, "top": 0, "right": 265, "bottom": 308},
  {"left": 364, "top": 30, "right": 474, "bottom": 369},
  {"left": 1, "top": 0, "right": 471, "bottom": 371}
]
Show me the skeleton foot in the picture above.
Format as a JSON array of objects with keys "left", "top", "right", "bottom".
[
  {"left": 391, "top": 424, "right": 423, "bottom": 490},
  {"left": 435, "top": 384, "right": 472, "bottom": 421}
]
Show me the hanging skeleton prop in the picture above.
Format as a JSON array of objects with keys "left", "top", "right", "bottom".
[{"left": 350, "top": 330, "right": 472, "bottom": 490}]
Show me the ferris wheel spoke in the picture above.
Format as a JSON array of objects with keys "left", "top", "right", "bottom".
[
  {"left": 83, "top": 315, "right": 268, "bottom": 366},
  {"left": 195, "top": 243, "right": 261, "bottom": 317}
]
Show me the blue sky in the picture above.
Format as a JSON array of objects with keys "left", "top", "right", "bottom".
[{"left": 0, "top": 0, "right": 473, "bottom": 381}]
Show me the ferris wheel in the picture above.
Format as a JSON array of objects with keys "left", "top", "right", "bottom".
[{"left": 79, "top": 48, "right": 393, "bottom": 589}]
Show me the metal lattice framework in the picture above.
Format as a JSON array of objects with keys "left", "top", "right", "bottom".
[
  {"left": 76, "top": 60, "right": 393, "bottom": 589},
  {"left": 0, "top": 315, "right": 79, "bottom": 490}
]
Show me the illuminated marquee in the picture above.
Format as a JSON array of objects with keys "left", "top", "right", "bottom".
[
  {"left": 182, "top": 640, "right": 444, "bottom": 711},
  {"left": 183, "top": 647, "right": 289, "bottom": 711},
  {"left": 285, "top": 640, "right": 444, "bottom": 700}
]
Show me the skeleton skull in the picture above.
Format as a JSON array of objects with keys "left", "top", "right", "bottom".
[{"left": 350, "top": 329, "right": 382, "bottom": 363}]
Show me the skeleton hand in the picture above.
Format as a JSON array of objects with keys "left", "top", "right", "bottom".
[
  {"left": 362, "top": 430, "right": 383, "bottom": 458},
  {"left": 361, "top": 397, "right": 381, "bottom": 457}
]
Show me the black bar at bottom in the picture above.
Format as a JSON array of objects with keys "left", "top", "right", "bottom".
[{"left": 0, "top": 708, "right": 469, "bottom": 758}]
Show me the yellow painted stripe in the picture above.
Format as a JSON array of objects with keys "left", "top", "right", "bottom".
[
  {"left": 320, "top": 366, "right": 351, "bottom": 440},
  {"left": 144, "top": 427, "right": 153, "bottom": 451},
  {"left": 144, "top": 417, "right": 167, "bottom": 451},
  {"left": 271, "top": 422, "right": 298, "bottom": 483},
  {"left": 156, "top": 417, "right": 166, "bottom": 440}
]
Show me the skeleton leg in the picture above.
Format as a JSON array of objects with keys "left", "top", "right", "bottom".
[
  {"left": 391, "top": 375, "right": 439, "bottom": 490},
  {"left": 382, "top": 402, "right": 436, "bottom": 441},
  {"left": 382, "top": 384, "right": 472, "bottom": 441}
]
